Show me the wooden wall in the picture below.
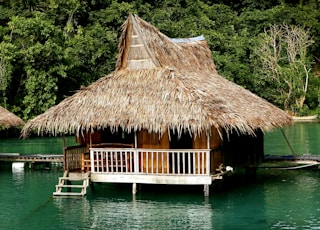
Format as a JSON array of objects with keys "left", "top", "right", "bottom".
[
  {"left": 222, "top": 129, "right": 264, "bottom": 169},
  {"left": 76, "top": 127, "right": 264, "bottom": 174},
  {"left": 138, "top": 129, "right": 169, "bottom": 149},
  {"left": 138, "top": 129, "right": 169, "bottom": 173},
  {"left": 77, "top": 130, "right": 102, "bottom": 152},
  {"left": 193, "top": 127, "right": 223, "bottom": 173},
  {"left": 138, "top": 128, "right": 224, "bottom": 174}
]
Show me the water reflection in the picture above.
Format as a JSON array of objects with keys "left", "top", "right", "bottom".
[
  {"left": 12, "top": 162, "right": 25, "bottom": 172},
  {"left": 265, "top": 122, "right": 320, "bottom": 155},
  {"left": 2, "top": 169, "right": 320, "bottom": 229},
  {"left": 262, "top": 170, "right": 320, "bottom": 229},
  {"left": 12, "top": 164, "right": 24, "bottom": 187},
  {"left": 209, "top": 178, "right": 268, "bottom": 230},
  {"left": 53, "top": 197, "right": 92, "bottom": 229},
  {"left": 0, "top": 136, "right": 77, "bottom": 155},
  {"left": 52, "top": 185, "right": 214, "bottom": 230},
  {"left": 1, "top": 123, "right": 320, "bottom": 230}
]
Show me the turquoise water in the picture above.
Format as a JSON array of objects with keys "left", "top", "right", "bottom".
[
  {"left": 264, "top": 122, "right": 319, "bottom": 155},
  {"left": 1, "top": 169, "right": 320, "bottom": 229},
  {"left": 0, "top": 122, "right": 320, "bottom": 229},
  {"left": 0, "top": 136, "right": 77, "bottom": 154}
]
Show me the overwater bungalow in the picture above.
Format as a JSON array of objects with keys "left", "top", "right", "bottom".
[{"left": 22, "top": 14, "right": 291, "bottom": 196}]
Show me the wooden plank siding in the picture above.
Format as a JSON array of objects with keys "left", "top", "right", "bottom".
[{"left": 64, "top": 145, "right": 87, "bottom": 171}]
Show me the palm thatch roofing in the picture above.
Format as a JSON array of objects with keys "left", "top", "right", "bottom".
[
  {"left": 0, "top": 106, "right": 24, "bottom": 130},
  {"left": 22, "top": 14, "right": 291, "bottom": 138}
]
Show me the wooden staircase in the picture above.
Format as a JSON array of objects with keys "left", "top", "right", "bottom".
[{"left": 53, "top": 171, "right": 90, "bottom": 196}]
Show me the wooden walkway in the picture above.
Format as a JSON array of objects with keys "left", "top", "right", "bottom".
[
  {"left": 264, "top": 154, "right": 320, "bottom": 162},
  {"left": 0, "top": 153, "right": 63, "bottom": 163},
  {"left": 260, "top": 154, "right": 320, "bottom": 170}
]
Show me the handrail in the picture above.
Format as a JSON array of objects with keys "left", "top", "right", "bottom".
[{"left": 89, "top": 148, "right": 211, "bottom": 176}]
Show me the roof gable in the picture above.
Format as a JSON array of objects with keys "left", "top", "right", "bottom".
[
  {"left": 116, "top": 14, "right": 159, "bottom": 70},
  {"left": 116, "top": 14, "right": 217, "bottom": 73}
]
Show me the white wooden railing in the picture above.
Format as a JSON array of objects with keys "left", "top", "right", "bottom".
[{"left": 89, "top": 148, "right": 210, "bottom": 176}]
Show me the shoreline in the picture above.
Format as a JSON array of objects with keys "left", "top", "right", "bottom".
[{"left": 292, "top": 115, "right": 319, "bottom": 122}]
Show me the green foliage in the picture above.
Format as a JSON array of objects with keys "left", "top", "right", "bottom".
[
  {"left": 0, "top": 42, "right": 16, "bottom": 106},
  {"left": 253, "top": 24, "right": 315, "bottom": 114},
  {"left": 0, "top": 0, "right": 320, "bottom": 121},
  {"left": 88, "top": 1, "right": 136, "bottom": 28},
  {"left": 2, "top": 12, "right": 67, "bottom": 119},
  {"left": 63, "top": 23, "right": 117, "bottom": 94},
  {"left": 22, "top": 40, "right": 67, "bottom": 120},
  {"left": 318, "top": 95, "right": 320, "bottom": 118}
]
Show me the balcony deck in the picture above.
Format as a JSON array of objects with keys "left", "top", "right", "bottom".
[
  {"left": 89, "top": 148, "right": 213, "bottom": 185},
  {"left": 63, "top": 145, "right": 226, "bottom": 196}
]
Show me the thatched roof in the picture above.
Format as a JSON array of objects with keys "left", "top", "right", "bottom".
[
  {"left": 22, "top": 14, "right": 291, "bottom": 138},
  {"left": 0, "top": 106, "right": 24, "bottom": 130}
]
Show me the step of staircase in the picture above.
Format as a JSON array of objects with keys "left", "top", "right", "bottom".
[
  {"left": 53, "top": 171, "right": 90, "bottom": 197},
  {"left": 56, "top": 184, "right": 85, "bottom": 188},
  {"left": 69, "top": 172, "right": 90, "bottom": 179},
  {"left": 53, "top": 192, "right": 85, "bottom": 196},
  {"left": 58, "top": 177, "right": 88, "bottom": 181}
]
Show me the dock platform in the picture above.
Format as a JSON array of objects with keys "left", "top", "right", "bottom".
[
  {"left": 260, "top": 154, "right": 320, "bottom": 170},
  {"left": 0, "top": 153, "right": 63, "bottom": 163},
  {"left": 264, "top": 154, "right": 320, "bottom": 162}
]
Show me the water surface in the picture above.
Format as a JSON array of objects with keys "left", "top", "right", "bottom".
[
  {"left": 0, "top": 122, "right": 319, "bottom": 229},
  {"left": 0, "top": 136, "right": 77, "bottom": 154},
  {"left": 1, "top": 169, "right": 320, "bottom": 229},
  {"left": 264, "top": 122, "right": 319, "bottom": 155}
]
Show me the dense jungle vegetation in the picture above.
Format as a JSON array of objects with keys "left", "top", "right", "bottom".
[{"left": 0, "top": 0, "right": 319, "bottom": 121}]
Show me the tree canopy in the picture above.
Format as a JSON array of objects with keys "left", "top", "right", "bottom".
[{"left": 0, "top": 0, "right": 319, "bottom": 120}]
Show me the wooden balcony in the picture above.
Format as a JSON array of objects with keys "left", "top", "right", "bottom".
[
  {"left": 89, "top": 148, "right": 213, "bottom": 185},
  {"left": 63, "top": 145, "right": 226, "bottom": 196}
]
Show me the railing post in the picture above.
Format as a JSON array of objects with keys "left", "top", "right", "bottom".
[
  {"left": 134, "top": 149, "right": 139, "bottom": 173},
  {"left": 63, "top": 146, "right": 67, "bottom": 171},
  {"left": 206, "top": 150, "right": 210, "bottom": 175},
  {"left": 90, "top": 149, "right": 94, "bottom": 173},
  {"left": 81, "top": 152, "right": 84, "bottom": 171}
]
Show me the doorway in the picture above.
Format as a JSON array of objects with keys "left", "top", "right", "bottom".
[{"left": 170, "top": 131, "right": 193, "bottom": 173}]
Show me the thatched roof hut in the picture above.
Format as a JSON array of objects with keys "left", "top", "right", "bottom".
[
  {"left": 0, "top": 106, "right": 24, "bottom": 130},
  {"left": 21, "top": 14, "right": 291, "bottom": 138}
]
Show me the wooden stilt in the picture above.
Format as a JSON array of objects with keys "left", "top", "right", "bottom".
[
  {"left": 132, "top": 183, "right": 137, "bottom": 195},
  {"left": 245, "top": 167, "right": 257, "bottom": 182},
  {"left": 204, "top": 195, "right": 209, "bottom": 204},
  {"left": 204, "top": 184, "right": 209, "bottom": 197}
]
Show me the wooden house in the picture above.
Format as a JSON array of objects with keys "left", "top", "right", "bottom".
[{"left": 22, "top": 14, "right": 292, "bottom": 196}]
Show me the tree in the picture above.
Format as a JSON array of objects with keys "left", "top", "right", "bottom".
[
  {"left": 5, "top": 12, "right": 67, "bottom": 120},
  {"left": 0, "top": 0, "right": 319, "bottom": 119},
  {"left": 254, "top": 24, "right": 314, "bottom": 114},
  {"left": 0, "top": 57, "right": 10, "bottom": 107}
]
